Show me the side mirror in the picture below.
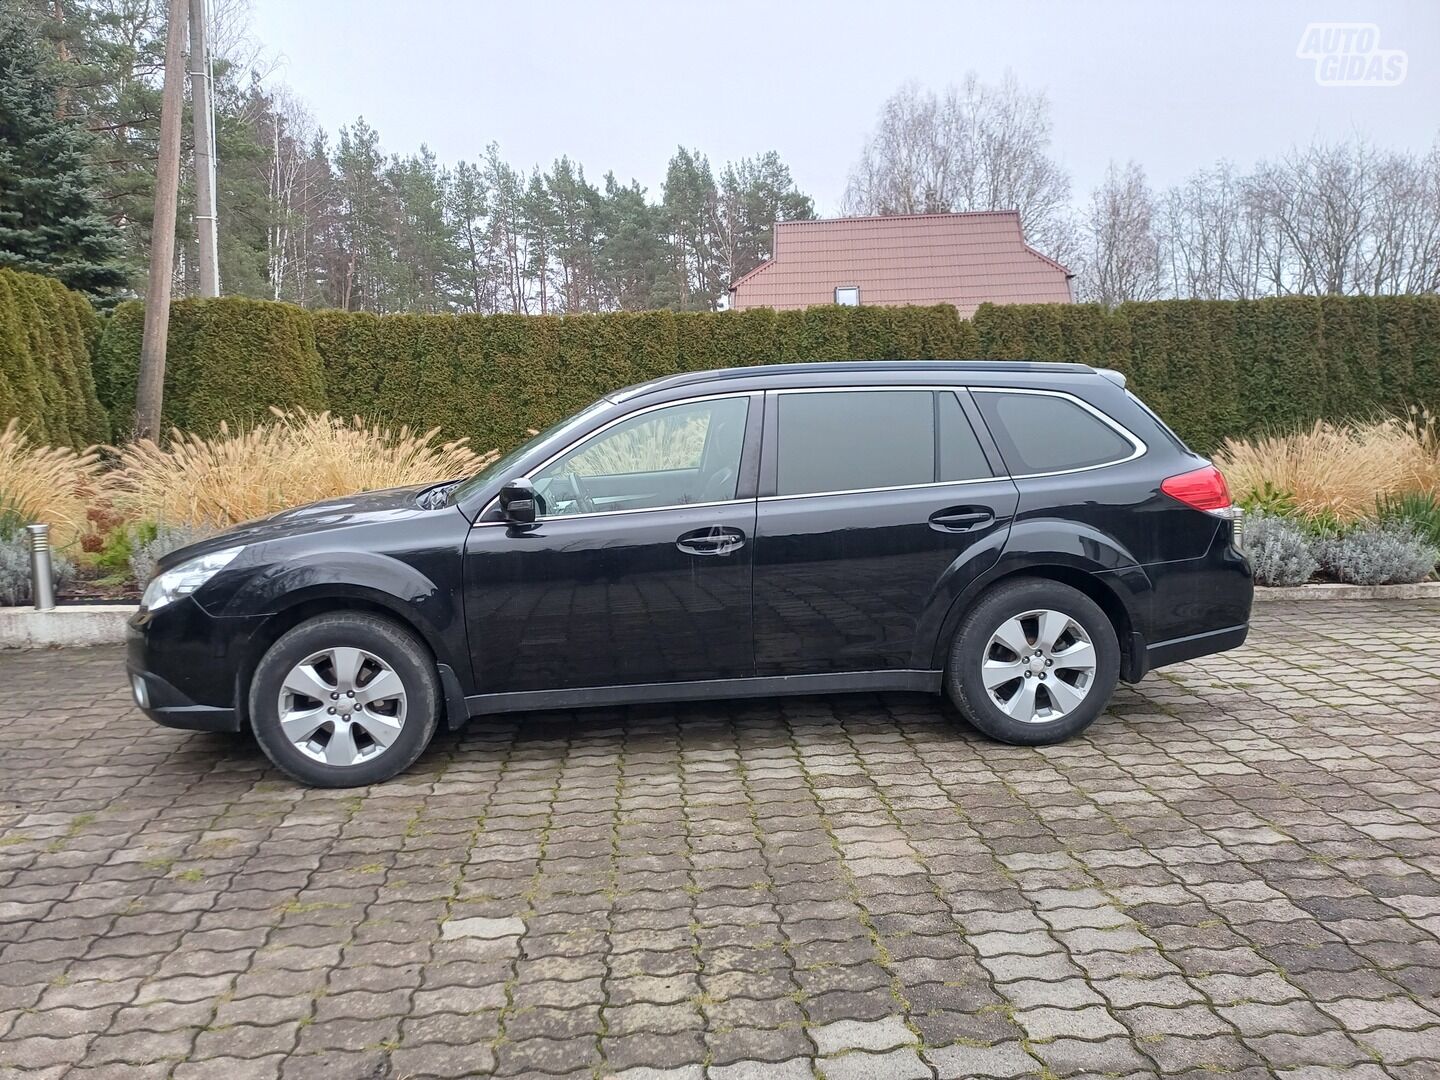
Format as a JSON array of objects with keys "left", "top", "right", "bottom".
[{"left": 498, "top": 478, "right": 538, "bottom": 525}]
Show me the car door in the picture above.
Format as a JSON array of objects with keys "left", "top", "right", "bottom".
[
  {"left": 463, "top": 392, "right": 759, "bottom": 696},
  {"left": 752, "top": 386, "right": 1019, "bottom": 676}
]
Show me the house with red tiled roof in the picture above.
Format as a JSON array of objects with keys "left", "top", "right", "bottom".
[{"left": 728, "top": 210, "right": 1072, "bottom": 318}]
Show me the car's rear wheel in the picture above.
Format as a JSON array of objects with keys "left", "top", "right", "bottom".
[
  {"left": 945, "top": 578, "right": 1119, "bottom": 745},
  {"left": 249, "top": 613, "right": 439, "bottom": 787}
]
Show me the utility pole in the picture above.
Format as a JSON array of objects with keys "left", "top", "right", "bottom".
[
  {"left": 189, "top": 0, "right": 220, "bottom": 296},
  {"left": 135, "top": 0, "right": 188, "bottom": 440}
]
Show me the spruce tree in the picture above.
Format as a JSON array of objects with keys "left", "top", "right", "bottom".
[{"left": 0, "top": 11, "right": 126, "bottom": 300}]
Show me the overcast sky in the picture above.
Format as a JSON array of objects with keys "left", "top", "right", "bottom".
[{"left": 248, "top": 0, "right": 1439, "bottom": 214}]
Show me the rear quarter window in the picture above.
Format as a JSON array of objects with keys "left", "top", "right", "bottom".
[{"left": 975, "top": 390, "right": 1137, "bottom": 475}]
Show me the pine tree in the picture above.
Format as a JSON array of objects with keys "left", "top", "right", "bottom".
[{"left": 0, "top": 10, "right": 126, "bottom": 300}]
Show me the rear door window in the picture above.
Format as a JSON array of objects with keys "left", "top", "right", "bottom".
[
  {"left": 975, "top": 391, "right": 1137, "bottom": 475},
  {"left": 776, "top": 390, "right": 934, "bottom": 496}
]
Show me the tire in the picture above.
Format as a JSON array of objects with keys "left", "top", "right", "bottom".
[
  {"left": 945, "top": 578, "right": 1119, "bottom": 746},
  {"left": 248, "top": 613, "right": 440, "bottom": 787}
]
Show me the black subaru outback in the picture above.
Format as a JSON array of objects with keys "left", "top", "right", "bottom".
[{"left": 127, "top": 361, "right": 1253, "bottom": 786}]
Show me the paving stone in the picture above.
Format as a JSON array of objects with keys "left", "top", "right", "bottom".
[
  {"left": 924, "top": 1042, "right": 1039, "bottom": 1078},
  {"left": 3, "top": 605, "right": 1440, "bottom": 1080},
  {"left": 1016, "top": 1004, "right": 1128, "bottom": 1041},
  {"left": 818, "top": 1047, "right": 929, "bottom": 1080},
  {"left": 808, "top": 1016, "right": 914, "bottom": 1055},
  {"left": 708, "top": 1060, "right": 814, "bottom": 1080},
  {"left": 1355, "top": 1026, "right": 1440, "bottom": 1064},
  {"left": 1030, "top": 1037, "right": 1156, "bottom": 1077},
  {"left": 439, "top": 915, "right": 525, "bottom": 940},
  {"left": 174, "top": 1056, "right": 283, "bottom": 1080},
  {"left": 1316, "top": 996, "right": 1440, "bottom": 1031},
  {"left": 1247, "top": 1030, "right": 1372, "bottom": 1068},
  {"left": 390, "top": 1042, "right": 495, "bottom": 1078}
]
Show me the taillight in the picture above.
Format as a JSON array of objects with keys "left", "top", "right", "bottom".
[{"left": 1161, "top": 464, "right": 1232, "bottom": 516}]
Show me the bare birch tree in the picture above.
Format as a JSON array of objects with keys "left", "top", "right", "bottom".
[
  {"left": 843, "top": 73, "right": 1075, "bottom": 261},
  {"left": 1076, "top": 161, "right": 1161, "bottom": 305}
]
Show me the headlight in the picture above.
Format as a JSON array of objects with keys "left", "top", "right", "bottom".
[{"left": 141, "top": 547, "right": 243, "bottom": 612}]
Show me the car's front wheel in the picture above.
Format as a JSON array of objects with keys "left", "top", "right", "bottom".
[
  {"left": 945, "top": 578, "right": 1119, "bottom": 745},
  {"left": 249, "top": 613, "right": 440, "bottom": 787}
]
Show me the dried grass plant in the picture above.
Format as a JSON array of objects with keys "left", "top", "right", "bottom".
[
  {"left": 0, "top": 419, "right": 105, "bottom": 549},
  {"left": 1216, "top": 414, "right": 1434, "bottom": 523},
  {"left": 111, "top": 408, "right": 498, "bottom": 529}
]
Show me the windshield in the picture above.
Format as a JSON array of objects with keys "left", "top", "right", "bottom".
[{"left": 448, "top": 399, "right": 613, "bottom": 507}]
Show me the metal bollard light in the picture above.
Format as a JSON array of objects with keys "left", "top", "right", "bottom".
[{"left": 26, "top": 524, "right": 56, "bottom": 611}]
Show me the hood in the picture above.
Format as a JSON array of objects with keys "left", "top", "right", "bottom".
[{"left": 155, "top": 484, "right": 441, "bottom": 570}]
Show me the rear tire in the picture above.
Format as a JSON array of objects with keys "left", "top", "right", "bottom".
[
  {"left": 945, "top": 578, "right": 1119, "bottom": 746},
  {"left": 249, "top": 613, "right": 440, "bottom": 787}
]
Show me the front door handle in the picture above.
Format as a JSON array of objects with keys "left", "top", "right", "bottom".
[
  {"left": 929, "top": 506, "right": 995, "bottom": 533},
  {"left": 676, "top": 526, "right": 746, "bottom": 556}
]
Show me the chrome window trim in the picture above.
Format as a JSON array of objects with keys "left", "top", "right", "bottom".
[
  {"left": 482, "top": 383, "right": 1148, "bottom": 520},
  {"left": 763, "top": 385, "right": 993, "bottom": 502},
  {"left": 482, "top": 391, "right": 754, "bottom": 522},
  {"left": 758, "top": 475, "right": 999, "bottom": 505},
  {"left": 968, "top": 385, "right": 1147, "bottom": 478}
]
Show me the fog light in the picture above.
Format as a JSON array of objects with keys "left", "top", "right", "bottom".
[{"left": 131, "top": 675, "right": 150, "bottom": 709}]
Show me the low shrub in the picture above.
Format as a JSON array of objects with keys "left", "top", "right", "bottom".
[
  {"left": 1312, "top": 521, "right": 1439, "bottom": 586},
  {"left": 110, "top": 408, "right": 499, "bottom": 529},
  {"left": 0, "top": 418, "right": 105, "bottom": 550},
  {"left": 0, "top": 532, "right": 74, "bottom": 607},
  {"left": 1377, "top": 490, "right": 1440, "bottom": 549},
  {"left": 129, "top": 522, "right": 212, "bottom": 585},
  {"left": 1243, "top": 511, "right": 1318, "bottom": 587}
]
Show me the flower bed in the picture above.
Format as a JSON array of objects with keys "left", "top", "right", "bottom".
[
  {"left": 1220, "top": 408, "right": 1440, "bottom": 587},
  {"left": 0, "top": 412, "right": 497, "bottom": 605}
]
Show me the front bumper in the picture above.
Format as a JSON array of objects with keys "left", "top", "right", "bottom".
[
  {"left": 126, "top": 599, "right": 257, "bottom": 733},
  {"left": 126, "top": 665, "right": 239, "bottom": 731}
]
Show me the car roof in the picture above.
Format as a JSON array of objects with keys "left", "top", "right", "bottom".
[{"left": 607, "top": 360, "right": 1109, "bottom": 403}]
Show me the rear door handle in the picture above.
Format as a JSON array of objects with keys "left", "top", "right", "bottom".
[
  {"left": 676, "top": 526, "right": 746, "bottom": 556},
  {"left": 929, "top": 507, "right": 995, "bottom": 533}
]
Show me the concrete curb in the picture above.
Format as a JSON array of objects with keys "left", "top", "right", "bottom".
[
  {"left": 0, "top": 605, "right": 137, "bottom": 648},
  {"left": 1254, "top": 581, "right": 1440, "bottom": 602}
]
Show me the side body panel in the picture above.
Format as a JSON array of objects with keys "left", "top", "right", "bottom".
[
  {"left": 461, "top": 501, "right": 757, "bottom": 694},
  {"left": 752, "top": 481, "right": 1019, "bottom": 675}
]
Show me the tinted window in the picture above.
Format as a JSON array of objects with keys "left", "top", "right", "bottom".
[
  {"left": 533, "top": 396, "right": 748, "bottom": 516},
  {"left": 976, "top": 391, "right": 1135, "bottom": 474},
  {"left": 938, "top": 392, "right": 991, "bottom": 481},
  {"left": 777, "top": 390, "right": 934, "bottom": 496}
]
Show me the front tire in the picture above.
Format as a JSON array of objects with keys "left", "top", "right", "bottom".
[
  {"left": 945, "top": 578, "right": 1119, "bottom": 745},
  {"left": 249, "top": 613, "right": 440, "bottom": 787}
]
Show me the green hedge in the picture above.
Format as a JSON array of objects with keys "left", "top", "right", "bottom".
[
  {"left": 84, "top": 292, "right": 1440, "bottom": 454},
  {"left": 973, "top": 295, "right": 1440, "bottom": 451},
  {"left": 94, "top": 297, "right": 327, "bottom": 438},
  {"left": 99, "top": 301, "right": 969, "bottom": 451},
  {"left": 0, "top": 268, "right": 107, "bottom": 447}
]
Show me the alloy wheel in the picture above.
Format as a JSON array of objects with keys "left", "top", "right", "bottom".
[
  {"left": 981, "top": 608, "right": 1097, "bottom": 724},
  {"left": 276, "top": 647, "right": 408, "bottom": 767}
]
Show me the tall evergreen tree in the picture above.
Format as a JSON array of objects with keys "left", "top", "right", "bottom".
[
  {"left": 597, "top": 173, "right": 662, "bottom": 311},
  {"left": 0, "top": 9, "right": 126, "bottom": 299},
  {"left": 660, "top": 147, "right": 720, "bottom": 310}
]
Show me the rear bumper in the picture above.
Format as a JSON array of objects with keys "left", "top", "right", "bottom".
[
  {"left": 1116, "top": 521, "right": 1253, "bottom": 681},
  {"left": 1144, "top": 622, "right": 1248, "bottom": 674}
]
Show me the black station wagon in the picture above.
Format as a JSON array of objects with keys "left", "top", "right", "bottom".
[{"left": 127, "top": 361, "right": 1253, "bottom": 786}]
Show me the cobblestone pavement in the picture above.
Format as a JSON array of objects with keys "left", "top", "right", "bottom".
[{"left": 2, "top": 600, "right": 1440, "bottom": 1080}]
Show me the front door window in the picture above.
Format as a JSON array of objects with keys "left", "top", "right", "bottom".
[{"left": 532, "top": 396, "right": 749, "bottom": 517}]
